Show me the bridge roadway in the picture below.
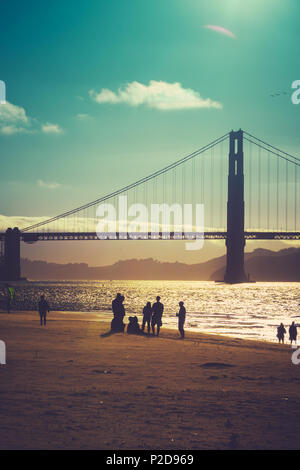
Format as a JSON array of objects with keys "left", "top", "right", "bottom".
[{"left": 0, "top": 231, "right": 298, "bottom": 242}]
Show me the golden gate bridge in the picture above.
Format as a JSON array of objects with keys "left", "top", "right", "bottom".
[{"left": 0, "top": 129, "right": 299, "bottom": 283}]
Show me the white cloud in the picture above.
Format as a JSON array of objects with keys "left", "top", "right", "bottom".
[
  {"left": 0, "top": 101, "right": 29, "bottom": 124},
  {"left": 0, "top": 125, "right": 33, "bottom": 135},
  {"left": 0, "top": 214, "right": 51, "bottom": 231},
  {"left": 0, "top": 214, "right": 97, "bottom": 232},
  {"left": 75, "top": 113, "right": 91, "bottom": 120},
  {"left": 37, "top": 179, "right": 61, "bottom": 189},
  {"left": 0, "top": 101, "right": 63, "bottom": 136},
  {"left": 0, "top": 101, "right": 32, "bottom": 135},
  {"left": 41, "top": 122, "right": 64, "bottom": 134},
  {"left": 89, "top": 80, "right": 222, "bottom": 111},
  {"left": 204, "top": 25, "right": 236, "bottom": 39}
]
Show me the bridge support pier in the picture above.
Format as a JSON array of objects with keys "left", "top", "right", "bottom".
[
  {"left": 1, "top": 227, "right": 21, "bottom": 281},
  {"left": 224, "top": 130, "right": 247, "bottom": 284}
]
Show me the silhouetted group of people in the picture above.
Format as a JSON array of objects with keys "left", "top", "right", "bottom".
[
  {"left": 2, "top": 285, "right": 298, "bottom": 345},
  {"left": 277, "top": 321, "right": 297, "bottom": 344},
  {"left": 110, "top": 293, "right": 186, "bottom": 339}
]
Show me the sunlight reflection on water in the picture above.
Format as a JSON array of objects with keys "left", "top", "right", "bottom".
[{"left": 7, "top": 280, "right": 300, "bottom": 343}]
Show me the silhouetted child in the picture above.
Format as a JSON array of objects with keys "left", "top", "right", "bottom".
[
  {"left": 151, "top": 296, "right": 164, "bottom": 336},
  {"left": 38, "top": 295, "right": 50, "bottom": 326},
  {"left": 289, "top": 321, "right": 297, "bottom": 345},
  {"left": 127, "top": 316, "right": 141, "bottom": 335},
  {"left": 277, "top": 323, "right": 286, "bottom": 343},
  {"left": 176, "top": 301, "right": 186, "bottom": 339},
  {"left": 142, "top": 302, "right": 152, "bottom": 334}
]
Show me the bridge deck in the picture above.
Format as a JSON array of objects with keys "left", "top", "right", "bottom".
[{"left": 0, "top": 231, "right": 297, "bottom": 242}]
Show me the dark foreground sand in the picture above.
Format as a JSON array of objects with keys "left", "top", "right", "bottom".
[{"left": 0, "top": 311, "right": 300, "bottom": 450}]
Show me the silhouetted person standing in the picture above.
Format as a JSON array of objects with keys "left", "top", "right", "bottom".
[
  {"left": 151, "top": 296, "right": 164, "bottom": 336},
  {"left": 277, "top": 323, "right": 286, "bottom": 343},
  {"left": 120, "top": 295, "right": 125, "bottom": 320},
  {"left": 111, "top": 293, "right": 125, "bottom": 332},
  {"left": 142, "top": 302, "right": 152, "bottom": 334},
  {"left": 176, "top": 301, "right": 186, "bottom": 339},
  {"left": 289, "top": 321, "right": 297, "bottom": 345},
  {"left": 5, "top": 283, "right": 15, "bottom": 313},
  {"left": 38, "top": 295, "right": 49, "bottom": 326},
  {"left": 112, "top": 293, "right": 122, "bottom": 318}
]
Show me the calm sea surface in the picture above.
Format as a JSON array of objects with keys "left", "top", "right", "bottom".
[{"left": 2, "top": 280, "right": 299, "bottom": 343}]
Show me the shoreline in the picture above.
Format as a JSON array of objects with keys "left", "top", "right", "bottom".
[
  {"left": 1, "top": 281, "right": 298, "bottom": 344},
  {"left": 0, "top": 309, "right": 289, "bottom": 346},
  {"left": 1, "top": 311, "right": 300, "bottom": 450}
]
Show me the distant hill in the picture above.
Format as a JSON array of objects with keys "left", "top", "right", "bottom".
[
  {"left": 211, "top": 248, "right": 300, "bottom": 281},
  {"left": 21, "top": 247, "right": 300, "bottom": 281}
]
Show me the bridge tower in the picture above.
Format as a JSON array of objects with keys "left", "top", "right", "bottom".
[
  {"left": 224, "top": 130, "right": 247, "bottom": 283},
  {"left": 2, "top": 227, "right": 21, "bottom": 281}
]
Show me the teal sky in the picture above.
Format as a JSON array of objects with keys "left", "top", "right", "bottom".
[{"left": 0, "top": 0, "right": 299, "bottom": 264}]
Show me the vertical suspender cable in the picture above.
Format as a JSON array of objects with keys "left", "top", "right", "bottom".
[
  {"left": 194, "top": 157, "right": 196, "bottom": 206},
  {"left": 286, "top": 159, "right": 288, "bottom": 231},
  {"left": 220, "top": 140, "right": 223, "bottom": 229},
  {"left": 295, "top": 165, "right": 297, "bottom": 231},
  {"left": 267, "top": 151, "right": 270, "bottom": 230},
  {"left": 258, "top": 144, "right": 261, "bottom": 230},
  {"left": 211, "top": 146, "right": 214, "bottom": 230},
  {"left": 202, "top": 152, "right": 205, "bottom": 208},
  {"left": 276, "top": 156, "right": 279, "bottom": 230},
  {"left": 249, "top": 139, "right": 252, "bottom": 229},
  {"left": 182, "top": 164, "right": 185, "bottom": 207}
]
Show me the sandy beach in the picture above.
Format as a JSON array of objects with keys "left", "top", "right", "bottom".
[{"left": 0, "top": 311, "right": 300, "bottom": 450}]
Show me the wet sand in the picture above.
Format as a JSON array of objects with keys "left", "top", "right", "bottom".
[{"left": 0, "top": 311, "right": 300, "bottom": 450}]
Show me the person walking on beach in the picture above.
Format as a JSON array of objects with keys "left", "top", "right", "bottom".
[
  {"left": 151, "top": 296, "right": 164, "bottom": 337},
  {"left": 289, "top": 321, "right": 297, "bottom": 345},
  {"left": 5, "top": 283, "right": 15, "bottom": 313},
  {"left": 277, "top": 323, "right": 286, "bottom": 343},
  {"left": 142, "top": 301, "right": 152, "bottom": 334},
  {"left": 176, "top": 301, "right": 186, "bottom": 339},
  {"left": 38, "top": 295, "right": 50, "bottom": 326}
]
